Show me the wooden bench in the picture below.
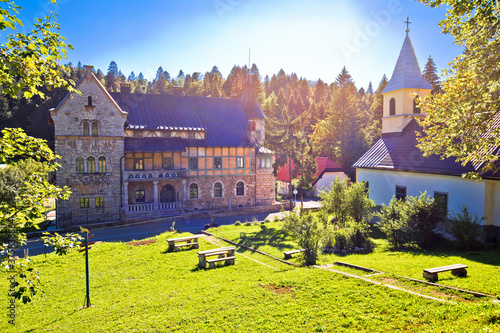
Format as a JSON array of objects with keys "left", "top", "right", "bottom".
[
  {"left": 198, "top": 247, "right": 236, "bottom": 269},
  {"left": 423, "top": 264, "right": 468, "bottom": 281},
  {"left": 284, "top": 249, "right": 305, "bottom": 259},
  {"left": 166, "top": 235, "right": 201, "bottom": 252}
]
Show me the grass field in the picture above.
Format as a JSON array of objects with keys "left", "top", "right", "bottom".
[{"left": 0, "top": 225, "right": 499, "bottom": 332}]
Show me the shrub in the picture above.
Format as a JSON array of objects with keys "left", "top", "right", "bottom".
[
  {"left": 319, "top": 179, "right": 374, "bottom": 227},
  {"left": 333, "top": 227, "right": 351, "bottom": 250},
  {"left": 449, "top": 205, "right": 484, "bottom": 250},
  {"left": 349, "top": 221, "right": 373, "bottom": 249},
  {"left": 403, "top": 192, "right": 446, "bottom": 247},
  {"left": 234, "top": 221, "right": 241, "bottom": 226},
  {"left": 282, "top": 212, "right": 321, "bottom": 265},
  {"left": 264, "top": 218, "right": 270, "bottom": 223},
  {"left": 273, "top": 216, "right": 280, "bottom": 222},
  {"left": 378, "top": 192, "right": 446, "bottom": 248},
  {"left": 323, "top": 224, "right": 336, "bottom": 248},
  {"left": 376, "top": 198, "right": 406, "bottom": 249}
]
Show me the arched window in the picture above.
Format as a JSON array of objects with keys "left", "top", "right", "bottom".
[
  {"left": 87, "top": 96, "right": 92, "bottom": 106},
  {"left": 413, "top": 95, "right": 421, "bottom": 114},
  {"left": 160, "top": 185, "right": 175, "bottom": 202},
  {"left": 189, "top": 183, "right": 198, "bottom": 199},
  {"left": 236, "top": 181, "right": 244, "bottom": 196},
  {"left": 92, "top": 122, "right": 98, "bottom": 136},
  {"left": 76, "top": 157, "right": 84, "bottom": 173},
  {"left": 98, "top": 156, "right": 106, "bottom": 173},
  {"left": 87, "top": 156, "right": 95, "bottom": 173},
  {"left": 389, "top": 98, "right": 396, "bottom": 116},
  {"left": 83, "top": 122, "right": 89, "bottom": 136},
  {"left": 135, "top": 186, "right": 145, "bottom": 203},
  {"left": 214, "top": 182, "right": 222, "bottom": 197}
]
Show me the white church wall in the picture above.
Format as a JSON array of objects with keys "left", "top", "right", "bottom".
[
  {"left": 484, "top": 180, "right": 500, "bottom": 227},
  {"left": 315, "top": 172, "right": 348, "bottom": 196},
  {"left": 357, "top": 168, "right": 486, "bottom": 221}
]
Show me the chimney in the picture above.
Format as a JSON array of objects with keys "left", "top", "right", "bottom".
[
  {"left": 120, "top": 83, "right": 131, "bottom": 94},
  {"left": 84, "top": 65, "right": 93, "bottom": 82},
  {"left": 247, "top": 120, "right": 256, "bottom": 144},
  {"left": 173, "top": 86, "right": 183, "bottom": 96}
]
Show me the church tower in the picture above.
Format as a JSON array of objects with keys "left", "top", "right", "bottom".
[{"left": 381, "top": 22, "right": 432, "bottom": 134}]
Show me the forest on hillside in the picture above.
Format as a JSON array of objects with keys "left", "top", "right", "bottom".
[{"left": 0, "top": 59, "right": 441, "bottom": 183}]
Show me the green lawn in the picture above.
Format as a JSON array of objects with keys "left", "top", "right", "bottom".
[{"left": 0, "top": 227, "right": 499, "bottom": 332}]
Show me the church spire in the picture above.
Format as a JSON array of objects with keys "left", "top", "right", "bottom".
[{"left": 381, "top": 24, "right": 432, "bottom": 94}]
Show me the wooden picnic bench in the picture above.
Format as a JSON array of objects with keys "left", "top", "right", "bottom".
[
  {"left": 284, "top": 249, "right": 305, "bottom": 260},
  {"left": 423, "top": 264, "right": 468, "bottom": 281},
  {"left": 166, "top": 235, "right": 201, "bottom": 252},
  {"left": 197, "top": 247, "right": 236, "bottom": 269}
]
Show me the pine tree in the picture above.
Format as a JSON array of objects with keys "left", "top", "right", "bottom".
[
  {"left": 366, "top": 81, "right": 373, "bottom": 94},
  {"left": 423, "top": 55, "right": 441, "bottom": 93},
  {"left": 105, "top": 61, "right": 120, "bottom": 92},
  {"left": 153, "top": 66, "right": 168, "bottom": 94},
  {"left": 310, "top": 67, "right": 367, "bottom": 176}
]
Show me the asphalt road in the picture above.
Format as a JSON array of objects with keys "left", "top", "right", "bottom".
[{"left": 15, "top": 211, "right": 284, "bottom": 258}]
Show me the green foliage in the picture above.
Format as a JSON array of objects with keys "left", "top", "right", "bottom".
[
  {"left": 5, "top": 258, "right": 42, "bottom": 304},
  {"left": 416, "top": 1, "right": 500, "bottom": 177},
  {"left": 448, "top": 205, "right": 484, "bottom": 251},
  {"left": 0, "top": 0, "right": 75, "bottom": 99},
  {"left": 404, "top": 192, "right": 446, "bottom": 247},
  {"left": 282, "top": 212, "right": 322, "bottom": 265},
  {"left": 377, "top": 192, "right": 446, "bottom": 248},
  {"left": 41, "top": 232, "right": 83, "bottom": 256},
  {"left": 234, "top": 221, "right": 241, "bottom": 226},
  {"left": 319, "top": 178, "right": 374, "bottom": 227},
  {"left": 0, "top": 128, "right": 70, "bottom": 302},
  {"left": 377, "top": 198, "right": 406, "bottom": 249}
]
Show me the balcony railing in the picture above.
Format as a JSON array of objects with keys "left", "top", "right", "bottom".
[
  {"left": 123, "top": 169, "right": 188, "bottom": 181},
  {"left": 127, "top": 202, "right": 183, "bottom": 213}
]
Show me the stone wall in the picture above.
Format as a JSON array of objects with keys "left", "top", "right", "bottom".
[
  {"left": 51, "top": 67, "right": 127, "bottom": 229},
  {"left": 256, "top": 169, "right": 276, "bottom": 205}
]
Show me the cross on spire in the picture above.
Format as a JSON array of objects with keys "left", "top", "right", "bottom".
[{"left": 405, "top": 16, "right": 411, "bottom": 35}]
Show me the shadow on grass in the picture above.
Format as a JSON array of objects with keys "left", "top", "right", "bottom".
[
  {"left": 30, "top": 309, "right": 79, "bottom": 332},
  {"left": 232, "top": 226, "right": 297, "bottom": 254}
]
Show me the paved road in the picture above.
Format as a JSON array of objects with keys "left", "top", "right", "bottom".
[{"left": 16, "top": 211, "right": 285, "bottom": 258}]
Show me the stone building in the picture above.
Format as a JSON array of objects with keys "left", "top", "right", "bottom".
[{"left": 50, "top": 66, "right": 275, "bottom": 229}]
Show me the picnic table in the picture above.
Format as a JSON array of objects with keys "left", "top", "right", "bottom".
[
  {"left": 197, "top": 247, "right": 236, "bottom": 269},
  {"left": 166, "top": 235, "right": 201, "bottom": 252}
]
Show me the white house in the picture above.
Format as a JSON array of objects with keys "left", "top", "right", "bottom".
[{"left": 353, "top": 30, "right": 500, "bottom": 244}]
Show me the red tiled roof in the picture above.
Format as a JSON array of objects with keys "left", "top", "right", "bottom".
[{"left": 277, "top": 157, "right": 342, "bottom": 182}]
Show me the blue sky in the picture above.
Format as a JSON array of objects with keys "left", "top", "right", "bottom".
[{"left": 12, "top": 0, "right": 461, "bottom": 90}]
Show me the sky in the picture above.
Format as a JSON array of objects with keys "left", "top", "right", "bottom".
[{"left": 11, "top": 0, "right": 461, "bottom": 90}]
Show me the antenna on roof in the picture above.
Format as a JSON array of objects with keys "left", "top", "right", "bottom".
[
  {"left": 404, "top": 16, "right": 411, "bottom": 36},
  {"left": 248, "top": 47, "right": 251, "bottom": 81}
]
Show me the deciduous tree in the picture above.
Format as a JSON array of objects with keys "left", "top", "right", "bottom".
[{"left": 417, "top": 0, "right": 500, "bottom": 177}]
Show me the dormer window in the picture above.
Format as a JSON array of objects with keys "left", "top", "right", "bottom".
[
  {"left": 83, "top": 122, "right": 90, "bottom": 136},
  {"left": 87, "top": 96, "right": 92, "bottom": 106},
  {"left": 389, "top": 98, "right": 396, "bottom": 116}
]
